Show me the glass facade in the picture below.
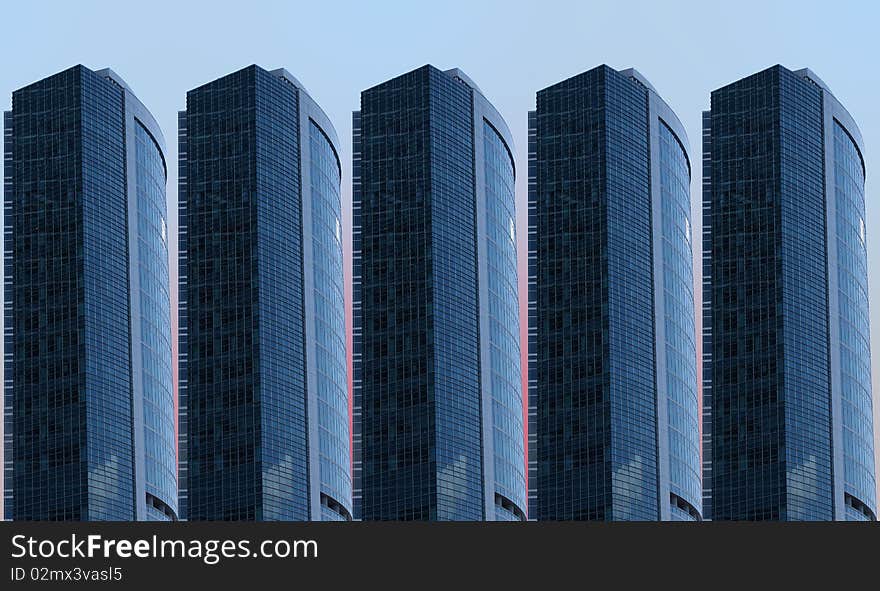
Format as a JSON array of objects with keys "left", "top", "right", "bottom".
[
  {"left": 428, "top": 70, "right": 485, "bottom": 521},
  {"left": 604, "top": 72, "right": 658, "bottom": 520},
  {"left": 179, "top": 65, "right": 350, "bottom": 521},
  {"left": 308, "top": 120, "right": 352, "bottom": 517},
  {"left": 483, "top": 121, "right": 526, "bottom": 517},
  {"left": 180, "top": 66, "right": 306, "bottom": 520},
  {"left": 833, "top": 122, "right": 876, "bottom": 519},
  {"left": 531, "top": 67, "right": 613, "bottom": 520},
  {"left": 353, "top": 65, "right": 524, "bottom": 520},
  {"left": 703, "top": 65, "right": 875, "bottom": 521},
  {"left": 4, "top": 65, "right": 174, "bottom": 521},
  {"left": 778, "top": 71, "right": 833, "bottom": 521},
  {"left": 704, "top": 66, "right": 829, "bottom": 520},
  {"left": 529, "top": 65, "right": 700, "bottom": 521},
  {"left": 658, "top": 122, "right": 701, "bottom": 518},
  {"left": 133, "top": 121, "right": 177, "bottom": 521}
]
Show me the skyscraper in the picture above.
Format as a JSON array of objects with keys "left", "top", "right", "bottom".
[
  {"left": 179, "top": 65, "right": 351, "bottom": 521},
  {"left": 702, "top": 65, "right": 876, "bottom": 521},
  {"left": 528, "top": 66, "right": 701, "bottom": 521},
  {"left": 353, "top": 65, "right": 526, "bottom": 521},
  {"left": 4, "top": 65, "right": 177, "bottom": 521}
]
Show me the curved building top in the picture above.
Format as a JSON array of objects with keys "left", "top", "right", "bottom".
[
  {"left": 794, "top": 66, "right": 865, "bottom": 171},
  {"left": 96, "top": 67, "right": 167, "bottom": 159},
  {"left": 444, "top": 66, "right": 516, "bottom": 161},
  {"left": 619, "top": 67, "right": 691, "bottom": 171},
  {"left": 270, "top": 67, "right": 341, "bottom": 171}
]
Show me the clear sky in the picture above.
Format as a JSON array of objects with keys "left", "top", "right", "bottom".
[{"left": 1, "top": 0, "right": 879, "bottom": 513}]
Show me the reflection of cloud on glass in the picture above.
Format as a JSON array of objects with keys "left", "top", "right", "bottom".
[
  {"left": 261, "top": 455, "right": 299, "bottom": 521},
  {"left": 437, "top": 453, "right": 471, "bottom": 509}
]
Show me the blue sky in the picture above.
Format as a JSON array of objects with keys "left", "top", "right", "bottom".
[{"left": 1, "top": 0, "right": 879, "bottom": 507}]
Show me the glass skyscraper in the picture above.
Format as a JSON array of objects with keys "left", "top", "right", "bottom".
[
  {"left": 353, "top": 65, "right": 526, "bottom": 521},
  {"left": 703, "top": 65, "right": 876, "bottom": 521},
  {"left": 528, "top": 65, "right": 701, "bottom": 521},
  {"left": 178, "top": 65, "right": 351, "bottom": 521},
  {"left": 4, "top": 65, "right": 177, "bottom": 521}
]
